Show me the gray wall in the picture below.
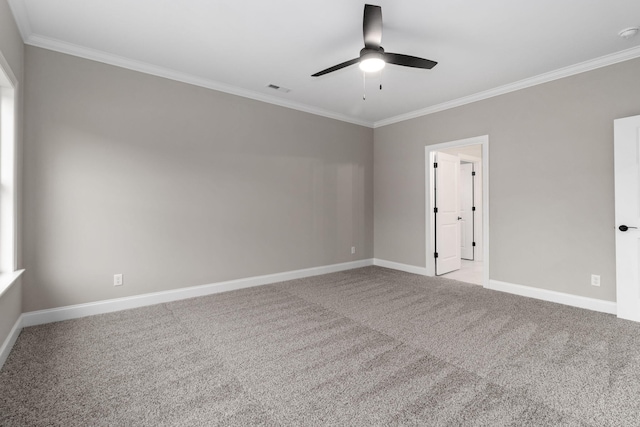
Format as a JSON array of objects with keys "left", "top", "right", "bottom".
[
  {"left": 15, "top": 28, "right": 640, "bottom": 314},
  {"left": 375, "top": 57, "right": 640, "bottom": 302},
  {"left": 23, "top": 46, "right": 373, "bottom": 312},
  {"left": 0, "top": 0, "right": 24, "bottom": 347}
]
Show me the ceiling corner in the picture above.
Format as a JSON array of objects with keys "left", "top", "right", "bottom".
[{"left": 7, "top": 0, "right": 33, "bottom": 41}]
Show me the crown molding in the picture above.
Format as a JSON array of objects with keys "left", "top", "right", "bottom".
[
  {"left": 23, "top": 34, "right": 374, "bottom": 128},
  {"left": 8, "top": 1, "right": 640, "bottom": 129},
  {"left": 374, "top": 44, "right": 640, "bottom": 128}
]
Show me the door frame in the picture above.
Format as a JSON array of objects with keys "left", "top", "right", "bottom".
[
  {"left": 458, "top": 154, "right": 483, "bottom": 262},
  {"left": 425, "top": 135, "right": 489, "bottom": 288},
  {"left": 459, "top": 154, "right": 484, "bottom": 261}
]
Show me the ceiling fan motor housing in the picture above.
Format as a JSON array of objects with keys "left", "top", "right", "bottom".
[{"left": 360, "top": 46, "right": 385, "bottom": 61}]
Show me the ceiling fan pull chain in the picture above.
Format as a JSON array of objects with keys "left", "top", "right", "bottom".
[
  {"left": 363, "top": 71, "right": 367, "bottom": 100},
  {"left": 379, "top": 68, "right": 383, "bottom": 90}
]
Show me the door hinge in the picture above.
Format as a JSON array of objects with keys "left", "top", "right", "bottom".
[
  {"left": 472, "top": 171, "right": 476, "bottom": 176},
  {"left": 472, "top": 242, "right": 476, "bottom": 247},
  {"left": 434, "top": 207, "right": 438, "bottom": 213},
  {"left": 472, "top": 206, "right": 476, "bottom": 211},
  {"left": 434, "top": 162, "right": 438, "bottom": 168},
  {"left": 434, "top": 252, "right": 439, "bottom": 258}
]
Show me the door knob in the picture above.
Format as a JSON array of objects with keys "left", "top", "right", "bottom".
[
  {"left": 457, "top": 217, "right": 462, "bottom": 220},
  {"left": 619, "top": 225, "right": 638, "bottom": 232}
]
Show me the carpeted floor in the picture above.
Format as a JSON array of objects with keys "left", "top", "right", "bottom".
[{"left": 2, "top": 266, "right": 640, "bottom": 426}]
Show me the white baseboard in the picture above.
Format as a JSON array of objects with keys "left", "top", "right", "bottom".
[
  {"left": 373, "top": 259, "right": 617, "bottom": 315},
  {"left": 0, "top": 313, "right": 23, "bottom": 370},
  {"left": 3, "top": 260, "right": 618, "bottom": 369},
  {"left": 373, "top": 258, "right": 429, "bottom": 276},
  {"left": 487, "top": 279, "right": 617, "bottom": 315},
  {"left": 21, "top": 259, "right": 374, "bottom": 328}
]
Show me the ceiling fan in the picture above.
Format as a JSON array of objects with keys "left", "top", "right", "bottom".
[{"left": 311, "top": 4, "right": 437, "bottom": 77}]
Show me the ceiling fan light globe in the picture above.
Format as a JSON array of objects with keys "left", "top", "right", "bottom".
[{"left": 359, "top": 57, "right": 385, "bottom": 73}]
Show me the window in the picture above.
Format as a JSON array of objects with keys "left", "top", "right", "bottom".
[{"left": 0, "top": 52, "right": 20, "bottom": 294}]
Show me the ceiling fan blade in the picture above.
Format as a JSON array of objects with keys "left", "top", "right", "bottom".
[
  {"left": 384, "top": 52, "right": 438, "bottom": 69},
  {"left": 311, "top": 58, "right": 360, "bottom": 77},
  {"left": 363, "top": 4, "right": 382, "bottom": 48}
]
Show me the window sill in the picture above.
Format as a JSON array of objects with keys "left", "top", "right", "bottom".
[{"left": 0, "top": 269, "right": 24, "bottom": 299}]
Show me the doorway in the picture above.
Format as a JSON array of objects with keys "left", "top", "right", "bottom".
[{"left": 425, "top": 136, "right": 489, "bottom": 288}]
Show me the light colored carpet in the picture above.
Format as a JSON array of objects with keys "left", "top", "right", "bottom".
[{"left": 2, "top": 266, "right": 640, "bottom": 426}]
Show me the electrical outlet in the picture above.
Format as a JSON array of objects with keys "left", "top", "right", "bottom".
[
  {"left": 114, "top": 273, "right": 123, "bottom": 287},
  {"left": 351, "top": 246, "right": 356, "bottom": 254},
  {"left": 591, "top": 274, "right": 600, "bottom": 287}
]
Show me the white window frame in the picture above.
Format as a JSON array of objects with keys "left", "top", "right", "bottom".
[{"left": 0, "top": 52, "right": 23, "bottom": 297}]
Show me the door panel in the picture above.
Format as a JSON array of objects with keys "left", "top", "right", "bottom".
[
  {"left": 435, "top": 152, "right": 461, "bottom": 275},
  {"left": 460, "top": 162, "right": 474, "bottom": 260},
  {"left": 614, "top": 115, "right": 640, "bottom": 322}
]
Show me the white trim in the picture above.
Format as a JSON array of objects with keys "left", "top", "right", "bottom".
[
  {"left": 0, "top": 269, "right": 24, "bottom": 299},
  {"left": 373, "top": 260, "right": 616, "bottom": 316},
  {"left": 0, "top": 84, "right": 18, "bottom": 275},
  {"left": 21, "top": 259, "right": 374, "bottom": 327},
  {"left": 456, "top": 154, "right": 483, "bottom": 262},
  {"left": 487, "top": 279, "right": 617, "bottom": 315},
  {"left": 374, "top": 45, "right": 640, "bottom": 128},
  {"left": 373, "top": 258, "right": 429, "bottom": 276},
  {"left": 8, "top": 1, "right": 640, "bottom": 130},
  {"left": 23, "top": 35, "right": 374, "bottom": 129},
  {"left": 425, "top": 136, "right": 490, "bottom": 288},
  {"left": 0, "top": 313, "right": 23, "bottom": 369},
  {"left": 1, "top": 261, "right": 618, "bottom": 368}
]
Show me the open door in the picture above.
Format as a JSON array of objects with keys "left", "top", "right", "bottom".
[
  {"left": 614, "top": 115, "right": 640, "bottom": 322},
  {"left": 435, "top": 152, "right": 461, "bottom": 275}
]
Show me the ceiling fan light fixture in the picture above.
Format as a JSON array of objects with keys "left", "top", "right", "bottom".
[{"left": 359, "top": 54, "right": 385, "bottom": 73}]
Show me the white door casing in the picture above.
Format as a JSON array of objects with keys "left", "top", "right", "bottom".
[
  {"left": 614, "top": 115, "right": 640, "bottom": 322},
  {"left": 472, "top": 160, "right": 483, "bottom": 262},
  {"left": 458, "top": 154, "right": 483, "bottom": 261},
  {"left": 435, "top": 152, "right": 461, "bottom": 275},
  {"left": 425, "top": 135, "right": 489, "bottom": 287},
  {"left": 460, "top": 162, "right": 474, "bottom": 260}
]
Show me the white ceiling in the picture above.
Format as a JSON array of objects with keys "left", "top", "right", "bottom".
[{"left": 8, "top": 0, "right": 640, "bottom": 127}]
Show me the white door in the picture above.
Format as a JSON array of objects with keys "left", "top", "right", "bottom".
[
  {"left": 614, "top": 115, "right": 640, "bottom": 322},
  {"left": 435, "top": 152, "right": 461, "bottom": 275},
  {"left": 460, "top": 162, "right": 474, "bottom": 260}
]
